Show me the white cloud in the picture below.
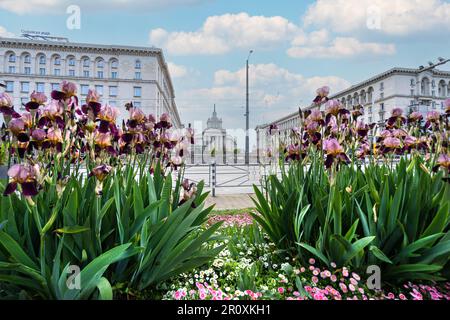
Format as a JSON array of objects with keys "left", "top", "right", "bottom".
[
  {"left": 177, "top": 63, "right": 350, "bottom": 126},
  {"left": 149, "top": 12, "right": 300, "bottom": 55},
  {"left": 0, "top": 26, "right": 15, "bottom": 38},
  {"left": 303, "top": 0, "right": 450, "bottom": 36},
  {"left": 288, "top": 37, "right": 396, "bottom": 59},
  {"left": 0, "top": 0, "right": 208, "bottom": 14},
  {"left": 167, "top": 62, "right": 188, "bottom": 78}
]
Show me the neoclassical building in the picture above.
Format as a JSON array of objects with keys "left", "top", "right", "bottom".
[
  {"left": 190, "top": 105, "right": 237, "bottom": 164},
  {"left": 0, "top": 37, "right": 182, "bottom": 127},
  {"left": 256, "top": 65, "right": 450, "bottom": 162}
]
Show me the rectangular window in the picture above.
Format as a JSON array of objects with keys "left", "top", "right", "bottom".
[
  {"left": 20, "top": 82, "right": 30, "bottom": 93},
  {"left": 36, "top": 83, "right": 45, "bottom": 93},
  {"left": 380, "top": 103, "right": 385, "bottom": 111},
  {"left": 69, "top": 59, "right": 75, "bottom": 66},
  {"left": 81, "top": 85, "right": 89, "bottom": 95},
  {"left": 111, "top": 71, "right": 118, "bottom": 79},
  {"left": 83, "top": 70, "right": 90, "bottom": 77},
  {"left": 8, "top": 66, "right": 15, "bottom": 73},
  {"left": 411, "top": 89, "right": 414, "bottom": 96},
  {"left": 134, "top": 87, "right": 142, "bottom": 97},
  {"left": 95, "top": 85, "right": 103, "bottom": 96},
  {"left": 109, "top": 86, "right": 118, "bottom": 97},
  {"left": 5, "top": 81, "right": 14, "bottom": 92},
  {"left": 368, "top": 117, "right": 372, "bottom": 123},
  {"left": 109, "top": 101, "right": 117, "bottom": 107},
  {"left": 97, "top": 71, "right": 104, "bottom": 79},
  {"left": 40, "top": 68, "right": 46, "bottom": 76},
  {"left": 51, "top": 83, "right": 60, "bottom": 91},
  {"left": 135, "top": 72, "right": 141, "bottom": 80},
  {"left": 54, "top": 69, "right": 61, "bottom": 76},
  {"left": 24, "top": 67, "right": 31, "bottom": 75},
  {"left": 68, "top": 70, "right": 75, "bottom": 77},
  {"left": 380, "top": 82, "right": 384, "bottom": 90},
  {"left": 380, "top": 92, "right": 384, "bottom": 99},
  {"left": 368, "top": 106, "right": 372, "bottom": 113},
  {"left": 133, "top": 101, "right": 141, "bottom": 108}
]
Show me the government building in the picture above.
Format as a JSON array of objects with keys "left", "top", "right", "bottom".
[
  {"left": 256, "top": 64, "right": 450, "bottom": 162},
  {"left": 0, "top": 36, "right": 182, "bottom": 128}
]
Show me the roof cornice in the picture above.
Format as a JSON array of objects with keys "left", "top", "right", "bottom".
[
  {"left": 0, "top": 37, "right": 162, "bottom": 56},
  {"left": 330, "top": 67, "right": 450, "bottom": 99}
]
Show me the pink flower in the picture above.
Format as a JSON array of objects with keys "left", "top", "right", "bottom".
[
  {"left": 349, "top": 284, "right": 356, "bottom": 292},
  {"left": 342, "top": 268, "right": 349, "bottom": 277},
  {"left": 426, "top": 111, "right": 440, "bottom": 122},
  {"left": 399, "top": 294, "right": 407, "bottom": 300},
  {"left": 30, "top": 91, "right": 47, "bottom": 105},
  {"left": 383, "top": 137, "right": 402, "bottom": 149},
  {"left": 98, "top": 104, "right": 119, "bottom": 123},
  {"left": 61, "top": 80, "right": 77, "bottom": 97},
  {"left": 312, "top": 276, "right": 319, "bottom": 284},
  {"left": 325, "top": 99, "right": 343, "bottom": 115},
  {"left": 330, "top": 275, "right": 337, "bottom": 282},
  {"left": 309, "top": 258, "right": 316, "bottom": 265},
  {"left": 391, "top": 108, "right": 403, "bottom": 117},
  {"left": 323, "top": 138, "right": 344, "bottom": 156},
  {"left": 316, "top": 86, "right": 330, "bottom": 98},
  {"left": 339, "top": 283, "right": 348, "bottom": 293},
  {"left": 0, "top": 92, "right": 12, "bottom": 108},
  {"left": 278, "top": 287, "right": 285, "bottom": 294},
  {"left": 409, "top": 111, "right": 423, "bottom": 122}
]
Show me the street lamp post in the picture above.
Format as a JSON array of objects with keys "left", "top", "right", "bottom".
[{"left": 245, "top": 50, "right": 253, "bottom": 165}]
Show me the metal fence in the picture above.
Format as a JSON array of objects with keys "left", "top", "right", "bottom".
[{"left": 183, "top": 162, "right": 273, "bottom": 197}]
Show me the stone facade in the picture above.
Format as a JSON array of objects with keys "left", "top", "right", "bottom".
[
  {"left": 0, "top": 37, "right": 181, "bottom": 128},
  {"left": 256, "top": 66, "right": 450, "bottom": 162}
]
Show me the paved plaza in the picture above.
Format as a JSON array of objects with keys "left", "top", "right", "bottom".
[{"left": 205, "top": 193, "right": 256, "bottom": 210}]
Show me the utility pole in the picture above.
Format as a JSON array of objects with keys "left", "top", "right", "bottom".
[{"left": 245, "top": 50, "right": 253, "bottom": 165}]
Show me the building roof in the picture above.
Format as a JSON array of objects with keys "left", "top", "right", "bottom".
[
  {"left": 0, "top": 36, "right": 181, "bottom": 126},
  {"left": 331, "top": 67, "right": 450, "bottom": 99},
  {"left": 255, "top": 66, "right": 450, "bottom": 130},
  {"left": 206, "top": 104, "right": 223, "bottom": 129}
]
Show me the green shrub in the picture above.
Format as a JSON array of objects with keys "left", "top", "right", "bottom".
[{"left": 0, "top": 163, "right": 223, "bottom": 299}]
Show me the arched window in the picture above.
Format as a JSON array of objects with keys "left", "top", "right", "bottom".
[
  {"left": 111, "top": 59, "right": 118, "bottom": 69},
  {"left": 438, "top": 80, "right": 446, "bottom": 97},
  {"left": 421, "top": 77, "right": 430, "bottom": 96},
  {"left": 24, "top": 54, "right": 31, "bottom": 64},
  {"left": 39, "top": 55, "right": 46, "bottom": 64},
  {"left": 68, "top": 56, "right": 76, "bottom": 66},
  {"left": 53, "top": 55, "right": 61, "bottom": 65},
  {"left": 8, "top": 53, "right": 16, "bottom": 63},
  {"left": 96, "top": 58, "right": 104, "bottom": 68},
  {"left": 83, "top": 57, "right": 90, "bottom": 67}
]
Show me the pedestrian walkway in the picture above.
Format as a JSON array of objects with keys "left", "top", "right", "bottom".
[{"left": 205, "top": 193, "right": 256, "bottom": 210}]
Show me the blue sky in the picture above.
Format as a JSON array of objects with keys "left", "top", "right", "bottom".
[{"left": 1, "top": 0, "right": 450, "bottom": 134}]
